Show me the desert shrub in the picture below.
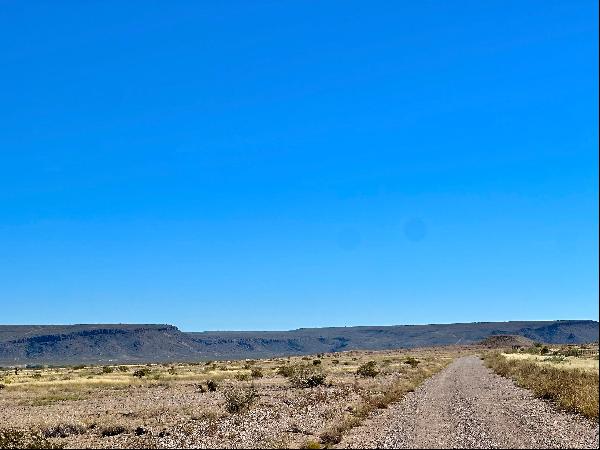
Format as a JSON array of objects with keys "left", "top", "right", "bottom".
[
  {"left": 404, "top": 357, "right": 420, "bottom": 368},
  {"left": 223, "top": 384, "right": 258, "bottom": 413},
  {"left": 71, "top": 365, "right": 86, "bottom": 370},
  {"left": 117, "top": 366, "right": 128, "bottom": 372},
  {"left": 540, "top": 346, "right": 550, "bottom": 355},
  {"left": 42, "top": 423, "right": 86, "bottom": 438},
  {"left": 484, "top": 352, "right": 599, "bottom": 419},
  {"left": 356, "top": 361, "right": 379, "bottom": 378},
  {"left": 102, "top": 366, "right": 114, "bottom": 374},
  {"left": 167, "top": 367, "right": 177, "bottom": 375},
  {"left": 100, "top": 425, "right": 126, "bottom": 437},
  {"left": 0, "top": 428, "right": 63, "bottom": 449},
  {"left": 301, "top": 357, "right": 310, "bottom": 361},
  {"left": 235, "top": 372, "right": 250, "bottom": 381},
  {"left": 132, "top": 368, "right": 150, "bottom": 378},
  {"left": 312, "top": 359, "right": 322, "bottom": 366},
  {"left": 289, "top": 365, "right": 326, "bottom": 388},
  {"left": 31, "top": 372, "right": 42, "bottom": 379},
  {"left": 319, "top": 428, "right": 342, "bottom": 445},
  {"left": 331, "top": 359, "right": 340, "bottom": 365},
  {"left": 0, "top": 383, "right": 5, "bottom": 390},
  {"left": 251, "top": 368, "right": 263, "bottom": 379},
  {"left": 276, "top": 365, "right": 295, "bottom": 378},
  {"left": 206, "top": 379, "right": 218, "bottom": 392}
]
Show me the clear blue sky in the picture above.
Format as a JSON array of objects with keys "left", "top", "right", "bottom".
[{"left": 1, "top": 1, "right": 598, "bottom": 331}]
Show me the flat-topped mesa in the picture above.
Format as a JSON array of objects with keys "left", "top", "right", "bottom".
[{"left": 0, "top": 320, "right": 597, "bottom": 365}]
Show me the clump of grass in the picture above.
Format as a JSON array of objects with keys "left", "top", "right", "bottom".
[
  {"left": 223, "top": 384, "right": 258, "bottom": 413},
  {"left": 250, "top": 368, "right": 263, "bottom": 379},
  {"left": 484, "top": 352, "right": 599, "bottom": 419},
  {"left": 301, "top": 440, "right": 322, "bottom": 449},
  {"left": 356, "top": 361, "right": 379, "bottom": 378}
]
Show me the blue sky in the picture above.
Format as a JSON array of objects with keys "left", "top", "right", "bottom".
[{"left": 1, "top": 1, "right": 598, "bottom": 331}]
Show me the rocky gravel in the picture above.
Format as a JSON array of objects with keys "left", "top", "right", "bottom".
[{"left": 339, "top": 355, "right": 599, "bottom": 449}]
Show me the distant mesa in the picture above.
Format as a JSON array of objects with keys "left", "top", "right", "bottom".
[{"left": 0, "top": 320, "right": 597, "bottom": 365}]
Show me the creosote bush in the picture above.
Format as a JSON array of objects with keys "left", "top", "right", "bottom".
[
  {"left": 206, "top": 379, "right": 218, "bottom": 392},
  {"left": 223, "top": 384, "right": 258, "bottom": 413},
  {"left": 404, "top": 357, "right": 420, "bottom": 368},
  {"left": 132, "top": 368, "right": 150, "bottom": 378},
  {"left": 356, "top": 361, "right": 379, "bottom": 378},
  {"left": 289, "top": 365, "right": 326, "bottom": 388}
]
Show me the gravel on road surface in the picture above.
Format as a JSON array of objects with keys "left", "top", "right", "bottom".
[{"left": 338, "top": 355, "right": 599, "bottom": 449}]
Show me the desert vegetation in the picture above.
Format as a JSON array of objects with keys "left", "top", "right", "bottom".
[
  {"left": 483, "top": 348, "right": 599, "bottom": 420},
  {"left": 0, "top": 348, "right": 457, "bottom": 449}
]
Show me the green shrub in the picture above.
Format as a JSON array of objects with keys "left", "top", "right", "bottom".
[
  {"left": 356, "top": 361, "right": 379, "bottom": 378},
  {"left": 251, "top": 368, "right": 263, "bottom": 379},
  {"left": 102, "top": 366, "right": 114, "bottom": 374}
]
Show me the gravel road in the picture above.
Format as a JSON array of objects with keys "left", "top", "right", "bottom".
[{"left": 339, "top": 356, "right": 599, "bottom": 449}]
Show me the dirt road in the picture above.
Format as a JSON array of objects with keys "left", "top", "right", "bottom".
[{"left": 339, "top": 356, "right": 599, "bottom": 449}]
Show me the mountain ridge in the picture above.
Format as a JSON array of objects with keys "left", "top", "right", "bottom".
[{"left": 0, "top": 320, "right": 597, "bottom": 365}]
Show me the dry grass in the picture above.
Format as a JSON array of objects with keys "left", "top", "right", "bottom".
[
  {"left": 483, "top": 352, "right": 599, "bottom": 420},
  {"left": 0, "top": 348, "right": 461, "bottom": 448},
  {"left": 503, "top": 353, "right": 599, "bottom": 372}
]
